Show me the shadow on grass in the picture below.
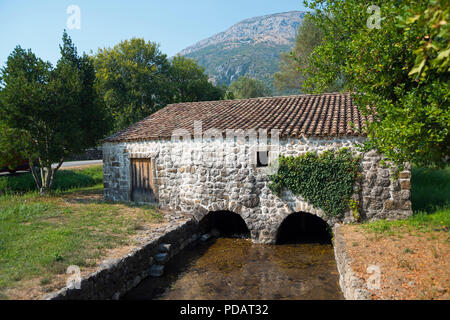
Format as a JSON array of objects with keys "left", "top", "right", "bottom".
[
  {"left": 60, "top": 188, "right": 160, "bottom": 213},
  {"left": 411, "top": 166, "right": 450, "bottom": 213}
]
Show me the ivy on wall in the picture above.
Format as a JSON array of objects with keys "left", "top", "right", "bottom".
[{"left": 269, "top": 148, "right": 361, "bottom": 218}]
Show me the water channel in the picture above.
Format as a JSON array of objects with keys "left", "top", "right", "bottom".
[{"left": 123, "top": 211, "right": 344, "bottom": 300}]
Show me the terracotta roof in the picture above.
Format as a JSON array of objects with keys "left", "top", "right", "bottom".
[{"left": 105, "top": 93, "right": 368, "bottom": 142}]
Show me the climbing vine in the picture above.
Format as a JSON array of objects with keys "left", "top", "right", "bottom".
[
  {"left": 269, "top": 148, "right": 361, "bottom": 218},
  {"left": 349, "top": 199, "right": 361, "bottom": 221}
]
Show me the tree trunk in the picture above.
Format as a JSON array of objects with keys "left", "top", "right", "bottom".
[
  {"left": 48, "top": 159, "right": 63, "bottom": 190},
  {"left": 29, "top": 158, "right": 64, "bottom": 195},
  {"left": 29, "top": 159, "right": 42, "bottom": 192}
]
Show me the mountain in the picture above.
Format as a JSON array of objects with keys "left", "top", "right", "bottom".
[{"left": 177, "top": 11, "right": 306, "bottom": 94}]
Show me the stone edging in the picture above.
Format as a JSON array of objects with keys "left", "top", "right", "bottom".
[
  {"left": 333, "top": 224, "right": 372, "bottom": 300},
  {"left": 41, "top": 218, "right": 199, "bottom": 300}
]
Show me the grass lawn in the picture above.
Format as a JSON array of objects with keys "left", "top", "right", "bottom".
[{"left": 0, "top": 165, "right": 165, "bottom": 299}]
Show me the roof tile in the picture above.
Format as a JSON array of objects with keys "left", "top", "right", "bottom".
[{"left": 105, "top": 93, "right": 367, "bottom": 142}]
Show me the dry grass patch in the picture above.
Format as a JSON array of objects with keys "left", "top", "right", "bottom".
[{"left": 340, "top": 223, "right": 449, "bottom": 300}]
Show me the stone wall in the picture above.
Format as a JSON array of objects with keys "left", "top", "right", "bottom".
[
  {"left": 67, "top": 147, "right": 103, "bottom": 161},
  {"left": 103, "top": 136, "right": 412, "bottom": 244},
  {"left": 333, "top": 224, "right": 372, "bottom": 300}
]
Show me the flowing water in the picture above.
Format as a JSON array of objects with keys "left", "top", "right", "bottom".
[{"left": 124, "top": 237, "right": 344, "bottom": 300}]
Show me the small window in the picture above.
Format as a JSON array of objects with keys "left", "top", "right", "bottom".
[{"left": 257, "top": 151, "right": 269, "bottom": 167}]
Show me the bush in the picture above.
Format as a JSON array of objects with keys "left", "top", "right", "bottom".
[{"left": 0, "top": 166, "right": 103, "bottom": 194}]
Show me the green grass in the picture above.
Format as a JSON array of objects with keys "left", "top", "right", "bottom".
[
  {"left": 0, "top": 194, "right": 163, "bottom": 292},
  {"left": 411, "top": 166, "right": 450, "bottom": 212},
  {"left": 362, "top": 208, "right": 449, "bottom": 234},
  {"left": 0, "top": 165, "right": 103, "bottom": 194},
  {"left": 362, "top": 166, "right": 450, "bottom": 235},
  {"left": 0, "top": 165, "right": 164, "bottom": 296}
]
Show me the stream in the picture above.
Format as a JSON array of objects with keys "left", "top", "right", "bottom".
[{"left": 123, "top": 237, "right": 343, "bottom": 300}]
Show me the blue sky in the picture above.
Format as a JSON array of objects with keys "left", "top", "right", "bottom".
[{"left": 0, "top": 0, "right": 308, "bottom": 67}]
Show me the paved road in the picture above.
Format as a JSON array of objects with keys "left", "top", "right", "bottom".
[
  {"left": 57, "top": 160, "right": 103, "bottom": 168},
  {"left": 0, "top": 170, "right": 29, "bottom": 177},
  {"left": 0, "top": 160, "right": 103, "bottom": 176}
]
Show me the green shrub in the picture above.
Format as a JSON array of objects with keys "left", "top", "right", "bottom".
[
  {"left": 0, "top": 165, "right": 103, "bottom": 194},
  {"left": 269, "top": 148, "right": 361, "bottom": 217}
]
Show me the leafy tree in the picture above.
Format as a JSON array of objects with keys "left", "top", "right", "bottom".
[
  {"left": 170, "top": 56, "right": 225, "bottom": 102},
  {"left": 403, "top": 0, "right": 449, "bottom": 80},
  {"left": 274, "top": 15, "right": 344, "bottom": 94},
  {"left": 274, "top": 16, "right": 323, "bottom": 93},
  {"left": 227, "top": 75, "right": 269, "bottom": 99},
  {"left": 0, "top": 123, "right": 34, "bottom": 170},
  {"left": 0, "top": 32, "right": 108, "bottom": 194},
  {"left": 303, "top": 0, "right": 449, "bottom": 168},
  {"left": 93, "top": 38, "right": 173, "bottom": 132}
]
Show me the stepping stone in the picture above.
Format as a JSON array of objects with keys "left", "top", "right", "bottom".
[
  {"left": 112, "top": 292, "right": 120, "bottom": 300},
  {"left": 158, "top": 243, "right": 171, "bottom": 253},
  {"left": 191, "top": 233, "right": 200, "bottom": 242},
  {"left": 201, "top": 233, "right": 211, "bottom": 241},
  {"left": 155, "top": 252, "right": 169, "bottom": 264},
  {"left": 149, "top": 264, "right": 164, "bottom": 277}
]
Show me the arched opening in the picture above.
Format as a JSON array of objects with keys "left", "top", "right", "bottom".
[
  {"left": 276, "top": 212, "right": 331, "bottom": 244},
  {"left": 199, "top": 210, "right": 250, "bottom": 238}
]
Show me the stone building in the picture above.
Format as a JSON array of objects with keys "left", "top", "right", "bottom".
[{"left": 103, "top": 93, "right": 412, "bottom": 243}]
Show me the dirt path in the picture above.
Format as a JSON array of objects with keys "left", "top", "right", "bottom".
[{"left": 340, "top": 224, "right": 449, "bottom": 300}]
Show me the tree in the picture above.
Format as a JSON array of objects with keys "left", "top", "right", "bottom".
[
  {"left": 227, "top": 75, "right": 268, "bottom": 99},
  {"left": 303, "top": 0, "right": 449, "bottom": 168},
  {"left": 274, "top": 15, "right": 344, "bottom": 94},
  {"left": 0, "top": 122, "right": 34, "bottom": 170},
  {"left": 0, "top": 31, "right": 108, "bottom": 194},
  {"left": 93, "top": 39, "right": 173, "bottom": 132},
  {"left": 170, "top": 56, "right": 225, "bottom": 102},
  {"left": 274, "top": 15, "right": 324, "bottom": 93}
]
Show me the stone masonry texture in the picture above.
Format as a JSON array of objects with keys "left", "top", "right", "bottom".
[{"left": 103, "top": 135, "right": 412, "bottom": 244}]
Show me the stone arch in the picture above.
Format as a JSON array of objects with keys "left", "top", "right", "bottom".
[
  {"left": 275, "top": 211, "right": 332, "bottom": 244},
  {"left": 192, "top": 200, "right": 251, "bottom": 229},
  {"left": 252, "top": 197, "right": 330, "bottom": 244},
  {"left": 198, "top": 210, "right": 250, "bottom": 238}
]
